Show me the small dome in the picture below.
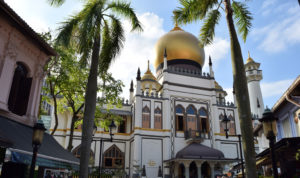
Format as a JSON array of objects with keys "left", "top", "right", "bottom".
[
  {"left": 246, "top": 51, "right": 255, "bottom": 64},
  {"left": 141, "top": 61, "right": 161, "bottom": 92},
  {"left": 154, "top": 25, "right": 205, "bottom": 71}
]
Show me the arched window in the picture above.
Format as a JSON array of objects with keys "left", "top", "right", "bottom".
[
  {"left": 228, "top": 114, "right": 236, "bottom": 135},
  {"left": 186, "top": 105, "right": 196, "bottom": 131},
  {"left": 176, "top": 105, "right": 185, "bottom": 131},
  {"left": 103, "top": 145, "right": 124, "bottom": 168},
  {"left": 199, "top": 108, "right": 209, "bottom": 133},
  {"left": 219, "top": 114, "right": 225, "bottom": 134},
  {"left": 154, "top": 107, "right": 162, "bottom": 129},
  {"left": 142, "top": 105, "right": 150, "bottom": 128},
  {"left": 8, "top": 62, "right": 32, "bottom": 116},
  {"left": 72, "top": 145, "right": 94, "bottom": 165}
]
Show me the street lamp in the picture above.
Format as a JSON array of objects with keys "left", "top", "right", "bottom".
[
  {"left": 259, "top": 108, "right": 278, "bottom": 178},
  {"left": 29, "top": 120, "right": 46, "bottom": 178},
  {"left": 221, "top": 113, "right": 245, "bottom": 178},
  {"left": 97, "top": 120, "right": 116, "bottom": 178}
]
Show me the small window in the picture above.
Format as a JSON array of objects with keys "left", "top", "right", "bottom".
[
  {"left": 177, "top": 116, "right": 184, "bottom": 131},
  {"left": 154, "top": 107, "right": 162, "bottom": 129},
  {"left": 175, "top": 105, "right": 185, "bottom": 131},
  {"left": 142, "top": 105, "right": 150, "bottom": 128},
  {"left": 72, "top": 145, "right": 94, "bottom": 164},
  {"left": 118, "top": 117, "right": 126, "bottom": 133}
]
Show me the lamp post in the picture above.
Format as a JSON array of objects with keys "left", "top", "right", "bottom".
[
  {"left": 259, "top": 108, "right": 278, "bottom": 178},
  {"left": 221, "top": 113, "right": 245, "bottom": 178},
  {"left": 94, "top": 120, "right": 116, "bottom": 178},
  {"left": 29, "top": 120, "right": 46, "bottom": 178}
]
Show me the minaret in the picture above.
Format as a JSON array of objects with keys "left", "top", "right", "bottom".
[
  {"left": 136, "top": 68, "right": 141, "bottom": 95},
  {"left": 163, "top": 48, "right": 168, "bottom": 71},
  {"left": 245, "top": 52, "right": 264, "bottom": 120},
  {"left": 209, "top": 56, "right": 214, "bottom": 78},
  {"left": 129, "top": 80, "right": 134, "bottom": 104}
]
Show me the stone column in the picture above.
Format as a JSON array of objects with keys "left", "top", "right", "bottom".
[
  {"left": 196, "top": 161, "right": 202, "bottom": 178},
  {"left": 183, "top": 162, "right": 190, "bottom": 178}
]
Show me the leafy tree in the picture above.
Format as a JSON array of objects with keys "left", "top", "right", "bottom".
[
  {"left": 55, "top": 0, "right": 142, "bottom": 177},
  {"left": 174, "top": 0, "right": 257, "bottom": 177}
]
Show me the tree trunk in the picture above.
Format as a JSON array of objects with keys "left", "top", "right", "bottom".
[
  {"left": 79, "top": 31, "right": 101, "bottom": 177},
  {"left": 67, "top": 104, "right": 84, "bottom": 152},
  {"left": 224, "top": 0, "right": 258, "bottom": 177},
  {"left": 67, "top": 115, "right": 76, "bottom": 152},
  {"left": 49, "top": 79, "right": 59, "bottom": 136}
]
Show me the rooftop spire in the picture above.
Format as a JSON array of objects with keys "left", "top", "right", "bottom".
[
  {"left": 147, "top": 60, "right": 150, "bottom": 71},
  {"left": 130, "top": 80, "right": 134, "bottom": 92},
  {"left": 164, "top": 48, "right": 167, "bottom": 58},
  {"left": 209, "top": 55, "right": 212, "bottom": 66},
  {"left": 136, "top": 67, "right": 141, "bottom": 80},
  {"left": 248, "top": 51, "right": 250, "bottom": 58}
]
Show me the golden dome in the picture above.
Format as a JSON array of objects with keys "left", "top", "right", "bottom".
[{"left": 154, "top": 25, "right": 205, "bottom": 69}]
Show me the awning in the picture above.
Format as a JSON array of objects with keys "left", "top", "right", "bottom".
[{"left": 0, "top": 116, "right": 79, "bottom": 169}]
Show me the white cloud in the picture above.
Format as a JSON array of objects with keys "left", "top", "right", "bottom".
[
  {"left": 225, "top": 79, "right": 294, "bottom": 106},
  {"left": 261, "top": 79, "right": 294, "bottom": 98},
  {"left": 203, "top": 37, "right": 230, "bottom": 72},
  {"left": 252, "top": 3, "right": 300, "bottom": 53},
  {"left": 109, "top": 12, "right": 165, "bottom": 99}
]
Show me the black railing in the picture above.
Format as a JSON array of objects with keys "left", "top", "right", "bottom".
[{"left": 184, "top": 129, "right": 210, "bottom": 140}]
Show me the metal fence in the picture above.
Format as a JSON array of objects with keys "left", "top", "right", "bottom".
[{"left": 72, "top": 167, "right": 127, "bottom": 178}]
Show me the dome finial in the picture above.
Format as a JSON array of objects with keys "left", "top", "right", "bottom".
[
  {"left": 248, "top": 51, "right": 250, "bottom": 58},
  {"left": 147, "top": 60, "right": 150, "bottom": 71}
]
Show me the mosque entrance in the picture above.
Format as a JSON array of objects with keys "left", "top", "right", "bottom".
[
  {"left": 201, "top": 162, "right": 211, "bottom": 178},
  {"left": 178, "top": 163, "right": 185, "bottom": 178},
  {"left": 189, "top": 161, "right": 198, "bottom": 178}
]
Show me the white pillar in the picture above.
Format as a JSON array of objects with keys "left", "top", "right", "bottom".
[
  {"left": 196, "top": 161, "right": 202, "bottom": 178},
  {"left": 184, "top": 162, "right": 190, "bottom": 178}
]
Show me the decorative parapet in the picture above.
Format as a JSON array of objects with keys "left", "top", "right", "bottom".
[
  {"left": 216, "top": 101, "right": 235, "bottom": 108},
  {"left": 157, "top": 66, "right": 214, "bottom": 80}
]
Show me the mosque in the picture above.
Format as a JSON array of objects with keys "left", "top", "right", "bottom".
[{"left": 51, "top": 24, "right": 264, "bottom": 178}]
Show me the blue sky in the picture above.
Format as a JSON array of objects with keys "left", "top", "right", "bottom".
[{"left": 5, "top": 0, "right": 300, "bottom": 108}]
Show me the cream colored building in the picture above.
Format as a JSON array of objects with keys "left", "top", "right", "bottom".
[{"left": 51, "top": 25, "right": 263, "bottom": 178}]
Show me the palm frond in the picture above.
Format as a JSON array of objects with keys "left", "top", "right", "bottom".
[
  {"left": 47, "top": 0, "right": 65, "bottom": 7},
  {"left": 99, "top": 16, "right": 124, "bottom": 73},
  {"left": 174, "top": 0, "right": 219, "bottom": 25},
  {"left": 200, "top": 9, "right": 221, "bottom": 45},
  {"left": 232, "top": 1, "right": 252, "bottom": 42},
  {"left": 55, "top": 14, "right": 82, "bottom": 47},
  {"left": 106, "top": 1, "right": 143, "bottom": 32}
]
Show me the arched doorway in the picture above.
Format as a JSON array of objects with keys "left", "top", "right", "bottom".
[
  {"left": 201, "top": 162, "right": 211, "bottom": 178},
  {"left": 178, "top": 163, "right": 185, "bottom": 178},
  {"left": 189, "top": 161, "right": 198, "bottom": 178}
]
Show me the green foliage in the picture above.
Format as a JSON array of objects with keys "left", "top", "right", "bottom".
[
  {"left": 55, "top": 0, "right": 142, "bottom": 73},
  {"left": 232, "top": 1, "right": 253, "bottom": 42},
  {"left": 200, "top": 10, "right": 221, "bottom": 45},
  {"left": 174, "top": 0, "right": 252, "bottom": 45}
]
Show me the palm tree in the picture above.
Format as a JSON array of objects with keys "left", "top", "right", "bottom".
[
  {"left": 174, "top": 0, "right": 257, "bottom": 177},
  {"left": 55, "top": 0, "right": 142, "bottom": 177}
]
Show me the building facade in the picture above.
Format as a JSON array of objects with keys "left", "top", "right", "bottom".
[
  {"left": 52, "top": 25, "right": 265, "bottom": 178},
  {"left": 0, "top": 1, "right": 79, "bottom": 177}
]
